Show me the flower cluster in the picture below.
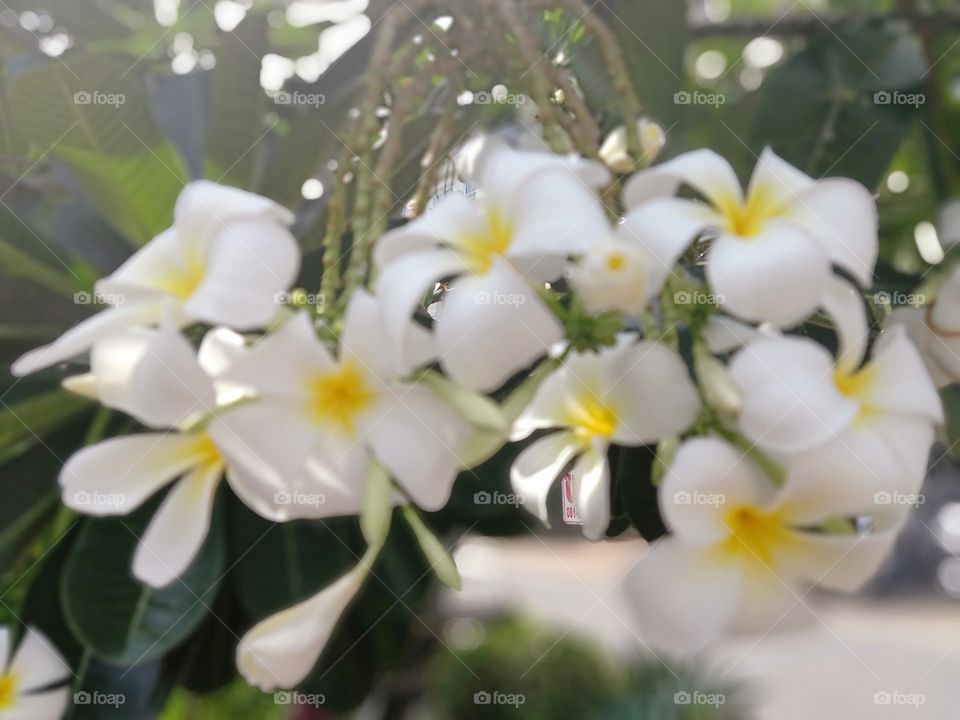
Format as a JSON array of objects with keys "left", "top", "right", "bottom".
[{"left": 12, "top": 136, "right": 945, "bottom": 696}]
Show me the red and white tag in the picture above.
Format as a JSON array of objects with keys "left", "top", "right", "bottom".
[{"left": 561, "top": 472, "right": 582, "bottom": 525}]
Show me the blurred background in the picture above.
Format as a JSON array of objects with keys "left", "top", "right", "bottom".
[{"left": 2, "top": 0, "right": 960, "bottom": 718}]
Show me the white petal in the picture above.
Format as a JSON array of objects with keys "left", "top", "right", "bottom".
[
  {"left": 701, "top": 315, "right": 763, "bottom": 353},
  {"left": 435, "top": 259, "right": 563, "bottom": 392},
  {"left": 11, "top": 302, "right": 164, "bottom": 377},
  {"left": 174, "top": 180, "right": 295, "bottom": 240},
  {"left": 374, "top": 248, "right": 468, "bottom": 367},
  {"left": 198, "top": 326, "right": 247, "bottom": 377},
  {"left": 618, "top": 198, "right": 719, "bottom": 292},
  {"left": 237, "top": 566, "right": 365, "bottom": 690},
  {"left": 373, "top": 194, "right": 481, "bottom": 267},
  {"left": 569, "top": 235, "right": 653, "bottom": 316},
  {"left": 90, "top": 324, "right": 215, "bottom": 429},
  {"left": 730, "top": 336, "right": 858, "bottom": 454},
  {"left": 706, "top": 226, "right": 830, "bottom": 327},
  {"left": 3, "top": 687, "right": 69, "bottom": 720},
  {"left": 60, "top": 434, "right": 209, "bottom": 515},
  {"left": 745, "top": 147, "right": 815, "bottom": 206},
  {"left": 868, "top": 325, "right": 943, "bottom": 422},
  {"left": 510, "top": 431, "right": 580, "bottom": 527},
  {"left": 365, "top": 385, "right": 469, "bottom": 511},
  {"left": 791, "top": 528, "right": 898, "bottom": 593},
  {"left": 184, "top": 217, "right": 300, "bottom": 330},
  {"left": 340, "top": 289, "right": 434, "bottom": 379},
  {"left": 888, "top": 307, "right": 958, "bottom": 388},
  {"left": 622, "top": 148, "right": 743, "bottom": 209},
  {"left": 930, "top": 265, "right": 960, "bottom": 333},
  {"left": 784, "top": 178, "right": 878, "bottom": 287},
  {"left": 133, "top": 460, "right": 222, "bottom": 588},
  {"left": 661, "top": 437, "right": 773, "bottom": 546},
  {"left": 207, "top": 398, "right": 317, "bottom": 486},
  {"left": 224, "top": 312, "right": 331, "bottom": 398},
  {"left": 818, "top": 275, "right": 869, "bottom": 372},
  {"left": 98, "top": 228, "right": 192, "bottom": 299},
  {"left": 9, "top": 628, "right": 70, "bottom": 693},
  {"left": 607, "top": 341, "right": 701, "bottom": 445},
  {"left": 623, "top": 537, "right": 741, "bottom": 657},
  {"left": 571, "top": 443, "right": 610, "bottom": 541},
  {"left": 0, "top": 628, "right": 8, "bottom": 672}
]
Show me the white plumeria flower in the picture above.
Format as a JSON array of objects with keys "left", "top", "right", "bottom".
[
  {"left": 0, "top": 627, "right": 70, "bottom": 720},
  {"left": 374, "top": 137, "right": 611, "bottom": 391},
  {"left": 568, "top": 204, "right": 692, "bottom": 317},
  {"left": 238, "top": 563, "right": 366, "bottom": 690},
  {"left": 59, "top": 323, "right": 276, "bottom": 587},
  {"left": 598, "top": 118, "right": 666, "bottom": 173},
  {"left": 510, "top": 337, "right": 700, "bottom": 539},
  {"left": 625, "top": 438, "right": 899, "bottom": 656},
  {"left": 890, "top": 264, "right": 960, "bottom": 388},
  {"left": 209, "top": 291, "right": 470, "bottom": 517},
  {"left": 729, "top": 279, "right": 941, "bottom": 508},
  {"left": 622, "top": 148, "right": 878, "bottom": 327},
  {"left": 12, "top": 181, "right": 300, "bottom": 377}
]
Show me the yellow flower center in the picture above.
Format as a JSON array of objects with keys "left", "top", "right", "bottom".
[
  {"left": 159, "top": 253, "right": 206, "bottom": 299},
  {"left": 606, "top": 252, "right": 627, "bottom": 272},
  {"left": 715, "top": 184, "right": 788, "bottom": 239},
  {"left": 834, "top": 363, "right": 877, "bottom": 422},
  {"left": 309, "top": 361, "right": 377, "bottom": 436},
  {"left": 184, "top": 432, "right": 223, "bottom": 469},
  {"left": 0, "top": 674, "right": 17, "bottom": 709},
  {"left": 457, "top": 209, "right": 514, "bottom": 275},
  {"left": 566, "top": 390, "right": 618, "bottom": 438},
  {"left": 715, "top": 505, "right": 796, "bottom": 569}
]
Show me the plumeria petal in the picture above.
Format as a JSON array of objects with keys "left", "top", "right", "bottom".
[
  {"left": 133, "top": 460, "right": 222, "bottom": 587},
  {"left": 730, "top": 336, "right": 858, "bottom": 454},
  {"left": 434, "top": 259, "right": 563, "bottom": 392},
  {"left": 510, "top": 431, "right": 581, "bottom": 527},
  {"left": 237, "top": 566, "right": 366, "bottom": 690},
  {"left": 746, "top": 147, "right": 815, "bottom": 205},
  {"left": 9, "top": 628, "right": 70, "bottom": 693},
  {"left": 341, "top": 290, "right": 434, "bottom": 379},
  {"left": 868, "top": 325, "right": 943, "bottom": 422},
  {"left": 707, "top": 226, "right": 830, "bottom": 327},
  {"left": 623, "top": 148, "right": 744, "bottom": 209},
  {"left": 819, "top": 275, "right": 869, "bottom": 372},
  {"left": 11, "top": 302, "right": 165, "bottom": 377},
  {"left": 570, "top": 442, "right": 610, "bottom": 541},
  {"left": 174, "top": 180, "right": 295, "bottom": 240},
  {"left": 60, "top": 433, "right": 212, "bottom": 515},
  {"left": 3, "top": 688, "right": 70, "bottom": 720}
]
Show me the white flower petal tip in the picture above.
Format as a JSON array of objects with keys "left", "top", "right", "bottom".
[
  {"left": 237, "top": 568, "right": 365, "bottom": 691},
  {"left": 0, "top": 626, "right": 71, "bottom": 720},
  {"left": 599, "top": 119, "right": 666, "bottom": 173}
]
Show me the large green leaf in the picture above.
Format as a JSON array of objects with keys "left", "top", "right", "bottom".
[
  {"left": 751, "top": 23, "right": 925, "bottom": 188},
  {"left": 6, "top": 54, "right": 187, "bottom": 244},
  {"left": 62, "top": 493, "right": 225, "bottom": 665}
]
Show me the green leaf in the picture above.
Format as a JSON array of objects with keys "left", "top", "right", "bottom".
[
  {"left": 6, "top": 54, "right": 187, "bottom": 244},
  {"left": 751, "top": 24, "right": 925, "bottom": 188},
  {"left": 0, "top": 390, "right": 92, "bottom": 464},
  {"left": 401, "top": 505, "right": 461, "bottom": 590},
  {"left": 62, "top": 493, "right": 225, "bottom": 665}
]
